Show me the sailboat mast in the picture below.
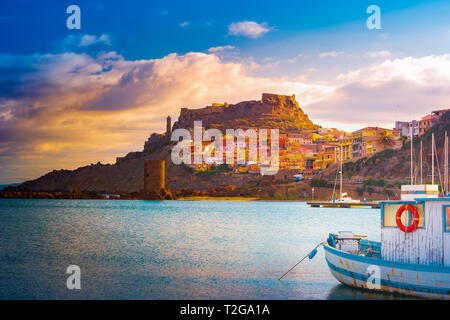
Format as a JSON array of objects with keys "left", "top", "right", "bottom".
[
  {"left": 432, "top": 133, "right": 435, "bottom": 185},
  {"left": 410, "top": 126, "right": 414, "bottom": 185},
  {"left": 340, "top": 146, "right": 343, "bottom": 197},
  {"left": 420, "top": 140, "right": 423, "bottom": 185},
  {"left": 445, "top": 131, "right": 448, "bottom": 195}
]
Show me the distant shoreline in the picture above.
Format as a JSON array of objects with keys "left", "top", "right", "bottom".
[
  {"left": 177, "top": 196, "right": 308, "bottom": 201},
  {"left": 177, "top": 196, "right": 258, "bottom": 201},
  {"left": 0, "top": 188, "right": 320, "bottom": 202},
  {"left": 0, "top": 194, "right": 314, "bottom": 202}
]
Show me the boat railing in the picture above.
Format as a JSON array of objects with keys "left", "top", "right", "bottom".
[
  {"left": 334, "top": 237, "right": 361, "bottom": 254},
  {"left": 330, "top": 234, "right": 381, "bottom": 258}
]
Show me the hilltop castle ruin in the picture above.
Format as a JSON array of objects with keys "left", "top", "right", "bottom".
[{"left": 172, "top": 93, "right": 317, "bottom": 131}]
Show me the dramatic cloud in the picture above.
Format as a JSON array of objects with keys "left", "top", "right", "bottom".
[
  {"left": 228, "top": 21, "right": 272, "bottom": 38},
  {"left": 0, "top": 50, "right": 331, "bottom": 182},
  {"left": 2, "top": 47, "right": 450, "bottom": 183},
  {"left": 307, "top": 55, "right": 450, "bottom": 130}
]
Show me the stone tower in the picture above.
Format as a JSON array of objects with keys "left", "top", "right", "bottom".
[
  {"left": 166, "top": 116, "right": 172, "bottom": 135},
  {"left": 144, "top": 160, "right": 165, "bottom": 193}
]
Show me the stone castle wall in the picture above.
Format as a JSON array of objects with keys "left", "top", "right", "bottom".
[{"left": 172, "top": 93, "right": 316, "bottom": 131}]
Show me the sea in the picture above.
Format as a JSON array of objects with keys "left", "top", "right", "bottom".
[{"left": 0, "top": 199, "right": 410, "bottom": 300}]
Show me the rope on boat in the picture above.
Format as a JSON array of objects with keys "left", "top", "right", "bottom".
[{"left": 278, "top": 242, "right": 323, "bottom": 281}]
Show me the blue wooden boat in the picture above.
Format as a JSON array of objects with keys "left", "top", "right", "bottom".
[{"left": 323, "top": 194, "right": 450, "bottom": 299}]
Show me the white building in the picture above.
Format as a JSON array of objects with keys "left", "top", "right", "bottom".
[{"left": 395, "top": 120, "right": 420, "bottom": 137}]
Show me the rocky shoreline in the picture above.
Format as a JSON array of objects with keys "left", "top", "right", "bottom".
[
  {"left": 0, "top": 184, "right": 243, "bottom": 201},
  {"left": 0, "top": 181, "right": 398, "bottom": 201}
]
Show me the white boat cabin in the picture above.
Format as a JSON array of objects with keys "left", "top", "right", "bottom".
[
  {"left": 381, "top": 193, "right": 450, "bottom": 266},
  {"left": 400, "top": 184, "right": 439, "bottom": 201}
]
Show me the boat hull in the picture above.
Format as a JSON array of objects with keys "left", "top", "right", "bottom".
[
  {"left": 323, "top": 235, "right": 450, "bottom": 299},
  {"left": 322, "top": 204, "right": 364, "bottom": 208}
]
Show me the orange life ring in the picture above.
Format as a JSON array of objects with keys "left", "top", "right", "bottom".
[{"left": 396, "top": 204, "right": 420, "bottom": 233}]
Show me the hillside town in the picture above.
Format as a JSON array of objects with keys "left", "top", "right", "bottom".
[{"left": 180, "top": 104, "right": 449, "bottom": 180}]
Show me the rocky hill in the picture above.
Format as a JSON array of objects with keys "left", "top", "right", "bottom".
[
  {"left": 9, "top": 93, "right": 318, "bottom": 193},
  {"left": 9, "top": 94, "right": 447, "bottom": 196},
  {"left": 173, "top": 93, "right": 318, "bottom": 132}
]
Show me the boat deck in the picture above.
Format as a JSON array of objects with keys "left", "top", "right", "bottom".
[
  {"left": 307, "top": 201, "right": 380, "bottom": 208},
  {"left": 323, "top": 233, "right": 450, "bottom": 299}
]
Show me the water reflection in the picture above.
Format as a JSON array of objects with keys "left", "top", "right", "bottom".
[
  {"left": 328, "top": 284, "right": 418, "bottom": 300},
  {"left": 0, "top": 199, "right": 394, "bottom": 299}
]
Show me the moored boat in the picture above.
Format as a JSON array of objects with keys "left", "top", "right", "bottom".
[
  {"left": 323, "top": 195, "right": 450, "bottom": 299},
  {"left": 322, "top": 131, "right": 450, "bottom": 299},
  {"left": 334, "top": 192, "right": 360, "bottom": 203},
  {"left": 309, "top": 145, "right": 365, "bottom": 208}
]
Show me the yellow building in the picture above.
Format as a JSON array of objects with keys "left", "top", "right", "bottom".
[
  {"left": 279, "top": 149, "right": 304, "bottom": 170},
  {"left": 351, "top": 127, "right": 402, "bottom": 159},
  {"left": 313, "top": 146, "right": 336, "bottom": 171},
  {"left": 337, "top": 137, "right": 353, "bottom": 161}
]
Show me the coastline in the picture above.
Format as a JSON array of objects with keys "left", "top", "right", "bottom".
[
  {"left": 177, "top": 196, "right": 260, "bottom": 201},
  {"left": 0, "top": 194, "right": 315, "bottom": 202},
  {"left": 0, "top": 189, "right": 331, "bottom": 202},
  {"left": 177, "top": 196, "right": 312, "bottom": 201}
]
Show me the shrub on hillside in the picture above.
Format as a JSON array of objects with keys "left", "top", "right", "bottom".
[
  {"left": 363, "top": 178, "right": 385, "bottom": 187},
  {"left": 310, "top": 179, "right": 332, "bottom": 188}
]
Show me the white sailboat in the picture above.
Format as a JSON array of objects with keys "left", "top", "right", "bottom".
[
  {"left": 333, "top": 146, "right": 360, "bottom": 203},
  {"left": 335, "top": 192, "right": 360, "bottom": 203},
  {"left": 401, "top": 128, "right": 440, "bottom": 200}
]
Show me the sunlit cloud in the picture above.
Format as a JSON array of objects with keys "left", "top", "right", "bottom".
[
  {"left": 0, "top": 50, "right": 332, "bottom": 182},
  {"left": 2, "top": 48, "right": 450, "bottom": 183},
  {"left": 308, "top": 54, "right": 450, "bottom": 130}
]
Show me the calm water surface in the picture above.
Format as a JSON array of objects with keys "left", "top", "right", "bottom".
[{"left": 0, "top": 199, "right": 405, "bottom": 299}]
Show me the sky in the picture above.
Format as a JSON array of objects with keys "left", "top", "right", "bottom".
[{"left": 1, "top": 0, "right": 450, "bottom": 183}]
